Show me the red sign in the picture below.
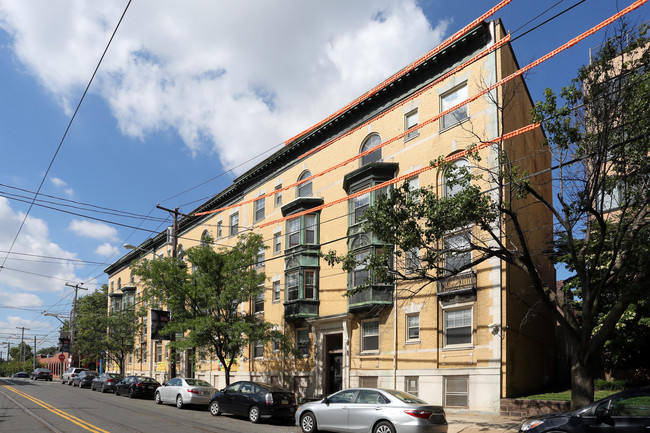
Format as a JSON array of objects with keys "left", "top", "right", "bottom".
[{"left": 58, "top": 354, "right": 66, "bottom": 362}]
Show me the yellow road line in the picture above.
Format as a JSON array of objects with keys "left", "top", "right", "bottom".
[{"left": 1, "top": 383, "right": 110, "bottom": 433}]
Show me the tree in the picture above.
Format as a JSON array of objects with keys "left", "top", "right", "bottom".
[
  {"left": 37, "top": 346, "right": 58, "bottom": 356},
  {"left": 74, "top": 286, "right": 109, "bottom": 366},
  {"left": 326, "top": 23, "right": 649, "bottom": 409},
  {"left": 9, "top": 342, "right": 33, "bottom": 362},
  {"left": 132, "top": 232, "right": 296, "bottom": 386},
  {"left": 105, "top": 307, "right": 138, "bottom": 374}
]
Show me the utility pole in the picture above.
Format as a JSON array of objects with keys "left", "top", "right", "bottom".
[
  {"left": 156, "top": 204, "right": 180, "bottom": 379},
  {"left": 66, "top": 283, "right": 87, "bottom": 367},
  {"left": 33, "top": 336, "right": 36, "bottom": 370},
  {"left": 16, "top": 327, "right": 29, "bottom": 363}
]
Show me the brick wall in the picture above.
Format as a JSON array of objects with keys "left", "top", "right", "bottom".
[{"left": 500, "top": 399, "right": 570, "bottom": 417}]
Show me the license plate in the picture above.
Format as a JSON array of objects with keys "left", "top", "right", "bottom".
[
  {"left": 147, "top": 385, "right": 154, "bottom": 389},
  {"left": 282, "top": 399, "right": 289, "bottom": 404}
]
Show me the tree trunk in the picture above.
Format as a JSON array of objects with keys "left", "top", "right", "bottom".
[
  {"left": 570, "top": 354, "right": 595, "bottom": 410},
  {"left": 224, "top": 365, "right": 231, "bottom": 386}
]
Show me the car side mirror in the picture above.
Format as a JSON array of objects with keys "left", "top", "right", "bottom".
[
  {"left": 162, "top": 382, "right": 167, "bottom": 386},
  {"left": 596, "top": 408, "right": 615, "bottom": 426},
  {"left": 322, "top": 396, "right": 330, "bottom": 405}
]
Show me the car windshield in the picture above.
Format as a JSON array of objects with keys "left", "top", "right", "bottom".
[
  {"left": 186, "top": 379, "right": 211, "bottom": 387},
  {"left": 382, "top": 389, "right": 428, "bottom": 404}
]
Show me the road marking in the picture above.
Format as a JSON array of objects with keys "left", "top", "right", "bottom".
[{"left": 1, "top": 382, "right": 110, "bottom": 433}]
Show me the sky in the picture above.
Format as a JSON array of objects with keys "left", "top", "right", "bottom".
[{"left": 0, "top": 0, "right": 646, "bottom": 353}]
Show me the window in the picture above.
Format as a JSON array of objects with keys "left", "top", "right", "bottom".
[
  {"left": 405, "top": 248, "right": 420, "bottom": 274},
  {"left": 596, "top": 184, "right": 623, "bottom": 212},
  {"left": 405, "top": 377, "right": 419, "bottom": 397},
  {"left": 406, "top": 313, "right": 420, "bottom": 341},
  {"left": 287, "top": 271, "right": 299, "bottom": 301},
  {"left": 362, "top": 319, "right": 379, "bottom": 352},
  {"left": 441, "top": 83, "right": 468, "bottom": 129},
  {"left": 217, "top": 221, "right": 222, "bottom": 239},
  {"left": 352, "top": 193, "right": 370, "bottom": 224},
  {"left": 405, "top": 109, "right": 419, "bottom": 141},
  {"left": 444, "top": 376, "right": 469, "bottom": 407},
  {"left": 304, "top": 270, "right": 316, "bottom": 299},
  {"left": 201, "top": 230, "right": 211, "bottom": 246},
  {"left": 297, "top": 328, "right": 310, "bottom": 356},
  {"left": 273, "top": 232, "right": 282, "bottom": 254},
  {"left": 274, "top": 184, "right": 283, "bottom": 207},
  {"left": 356, "top": 389, "right": 387, "bottom": 404},
  {"left": 229, "top": 213, "right": 239, "bottom": 236},
  {"left": 353, "top": 250, "right": 369, "bottom": 288},
  {"left": 273, "top": 280, "right": 281, "bottom": 302},
  {"left": 156, "top": 343, "right": 162, "bottom": 362},
  {"left": 444, "top": 158, "right": 471, "bottom": 197},
  {"left": 445, "top": 233, "right": 471, "bottom": 272},
  {"left": 286, "top": 214, "right": 318, "bottom": 248},
  {"left": 117, "top": 278, "right": 122, "bottom": 290},
  {"left": 360, "top": 134, "right": 382, "bottom": 166},
  {"left": 254, "top": 197, "right": 265, "bottom": 222},
  {"left": 253, "top": 341, "right": 264, "bottom": 358},
  {"left": 272, "top": 338, "right": 280, "bottom": 352},
  {"left": 255, "top": 248, "right": 265, "bottom": 268},
  {"left": 254, "top": 289, "right": 264, "bottom": 314},
  {"left": 444, "top": 308, "right": 472, "bottom": 346},
  {"left": 329, "top": 389, "right": 357, "bottom": 403},
  {"left": 297, "top": 171, "right": 312, "bottom": 198}
]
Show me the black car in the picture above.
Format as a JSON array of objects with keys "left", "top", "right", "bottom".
[
  {"left": 30, "top": 368, "right": 53, "bottom": 381},
  {"left": 73, "top": 370, "right": 98, "bottom": 388},
  {"left": 91, "top": 372, "right": 124, "bottom": 393},
  {"left": 209, "top": 381, "right": 297, "bottom": 424},
  {"left": 115, "top": 376, "right": 161, "bottom": 399},
  {"left": 12, "top": 371, "right": 29, "bottom": 378},
  {"left": 519, "top": 386, "right": 650, "bottom": 432}
]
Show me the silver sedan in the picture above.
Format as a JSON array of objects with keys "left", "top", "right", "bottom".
[
  {"left": 295, "top": 388, "right": 447, "bottom": 433},
  {"left": 154, "top": 377, "right": 216, "bottom": 409}
]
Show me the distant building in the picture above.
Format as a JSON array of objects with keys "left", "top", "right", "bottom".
[{"left": 105, "top": 19, "right": 555, "bottom": 412}]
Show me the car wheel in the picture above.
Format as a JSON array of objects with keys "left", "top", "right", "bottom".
[
  {"left": 128, "top": 388, "right": 135, "bottom": 398},
  {"left": 100, "top": 384, "right": 106, "bottom": 393},
  {"left": 373, "top": 421, "right": 395, "bottom": 433},
  {"left": 248, "top": 405, "right": 260, "bottom": 423},
  {"left": 209, "top": 400, "right": 221, "bottom": 416},
  {"left": 176, "top": 395, "right": 184, "bottom": 409},
  {"left": 115, "top": 388, "right": 120, "bottom": 396},
  {"left": 155, "top": 392, "right": 162, "bottom": 405},
  {"left": 300, "top": 412, "right": 318, "bottom": 433}
]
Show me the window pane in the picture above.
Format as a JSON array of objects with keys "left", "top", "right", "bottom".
[
  {"left": 230, "top": 213, "right": 239, "bottom": 235},
  {"left": 353, "top": 193, "right": 370, "bottom": 224},
  {"left": 445, "top": 376, "right": 468, "bottom": 407},
  {"left": 254, "top": 198, "right": 265, "bottom": 221},
  {"left": 305, "top": 215, "right": 316, "bottom": 244},
  {"left": 298, "top": 171, "right": 312, "bottom": 197},
  {"left": 288, "top": 218, "right": 300, "bottom": 247},
  {"left": 362, "top": 320, "right": 379, "bottom": 351},
  {"left": 445, "top": 234, "right": 470, "bottom": 272},
  {"left": 304, "top": 270, "right": 315, "bottom": 299},
  {"left": 273, "top": 281, "right": 281, "bottom": 301},
  {"left": 361, "top": 135, "right": 382, "bottom": 166},
  {"left": 441, "top": 84, "right": 468, "bottom": 128},
  {"left": 274, "top": 232, "right": 282, "bottom": 253},
  {"left": 446, "top": 309, "right": 471, "bottom": 345},
  {"left": 287, "top": 272, "right": 299, "bottom": 301},
  {"left": 445, "top": 159, "right": 471, "bottom": 197},
  {"left": 407, "top": 314, "right": 420, "bottom": 340}
]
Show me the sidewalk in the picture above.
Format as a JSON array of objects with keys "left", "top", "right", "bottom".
[{"left": 446, "top": 411, "right": 522, "bottom": 433}]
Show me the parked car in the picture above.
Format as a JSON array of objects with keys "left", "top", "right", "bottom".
[
  {"left": 12, "top": 371, "right": 29, "bottom": 378},
  {"left": 295, "top": 388, "right": 448, "bottom": 433},
  {"left": 155, "top": 377, "right": 216, "bottom": 409},
  {"left": 30, "top": 368, "right": 53, "bottom": 381},
  {"left": 91, "top": 372, "right": 124, "bottom": 393},
  {"left": 115, "top": 376, "right": 161, "bottom": 399},
  {"left": 519, "top": 386, "right": 650, "bottom": 432},
  {"left": 61, "top": 367, "right": 88, "bottom": 385},
  {"left": 72, "top": 370, "right": 98, "bottom": 388},
  {"left": 209, "top": 381, "right": 297, "bottom": 424}
]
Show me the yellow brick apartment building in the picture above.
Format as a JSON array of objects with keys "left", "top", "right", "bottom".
[{"left": 105, "top": 19, "right": 556, "bottom": 412}]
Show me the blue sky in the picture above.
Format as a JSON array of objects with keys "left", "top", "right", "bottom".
[{"left": 0, "top": 0, "right": 646, "bottom": 351}]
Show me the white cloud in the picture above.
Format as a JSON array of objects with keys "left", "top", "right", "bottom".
[
  {"left": 50, "top": 177, "right": 74, "bottom": 198},
  {"left": 0, "top": 0, "right": 447, "bottom": 173},
  {"left": 68, "top": 219, "right": 118, "bottom": 241},
  {"left": 95, "top": 242, "right": 116, "bottom": 257},
  {"left": 0, "top": 197, "right": 79, "bottom": 294}
]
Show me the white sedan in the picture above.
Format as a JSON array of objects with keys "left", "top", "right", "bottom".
[{"left": 154, "top": 377, "right": 216, "bottom": 409}]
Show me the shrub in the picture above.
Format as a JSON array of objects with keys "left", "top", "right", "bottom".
[{"left": 594, "top": 379, "right": 626, "bottom": 391}]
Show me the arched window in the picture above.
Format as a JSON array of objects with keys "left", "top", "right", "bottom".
[
  {"left": 117, "top": 278, "right": 122, "bottom": 291},
  {"left": 200, "top": 230, "right": 210, "bottom": 246},
  {"left": 360, "top": 134, "right": 382, "bottom": 166},
  {"left": 297, "top": 171, "right": 312, "bottom": 198},
  {"left": 177, "top": 244, "right": 185, "bottom": 260},
  {"left": 444, "top": 158, "right": 471, "bottom": 197}
]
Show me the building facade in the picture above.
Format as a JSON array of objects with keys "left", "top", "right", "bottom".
[{"left": 105, "top": 19, "right": 556, "bottom": 412}]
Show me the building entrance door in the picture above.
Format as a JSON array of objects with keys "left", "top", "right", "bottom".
[{"left": 325, "top": 333, "right": 343, "bottom": 394}]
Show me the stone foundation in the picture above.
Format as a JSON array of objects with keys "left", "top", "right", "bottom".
[{"left": 500, "top": 398, "right": 570, "bottom": 417}]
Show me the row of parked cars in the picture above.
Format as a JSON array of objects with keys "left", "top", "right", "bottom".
[{"left": 55, "top": 367, "right": 451, "bottom": 432}]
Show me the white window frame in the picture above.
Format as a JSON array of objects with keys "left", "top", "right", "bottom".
[
  {"left": 405, "top": 109, "right": 419, "bottom": 141},
  {"left": 360, "top": 134, "right": 382, "bottom": 166},
  {"left": 229, "top": 212, "right": 239, "bottom": 236},
  {"left": 405, "top": 376, "right": 419, "bottom": 397},
  {"left": 254, "top": 197, "right": 265, "bottom": 222},
  {"left": 444, "top": 376, "right": 469, "bottom": 407},
  {"left": 272, "top": 280, "right": 281, "bottom": 303},
  {"left": 406, "top": 313, "right": 420, "bottom": 342},
  {"left": 274, "top": 184, "right": 283, "bottom": 207},
  {"left": 297, "top": 171, "right": 313, "bottom": 198},
  {"left": 253, "top": 340, "right": 264, "bottom": 358},
  {"left": 273, "top": 232, "right": 282, "bottom": 254},
  {"left": 443, "top": 307, "right": 473, "bottom": 347},
  {"left": 361, "top": 319, "right": 379, "bottom": 353}
]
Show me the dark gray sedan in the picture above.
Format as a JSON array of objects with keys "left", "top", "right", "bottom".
[
  {"left": 296, "top": 388, "right": 447, "bottom": 433},
  {"left": 90, "top": 372, "right": 124, "bottom": 393}
]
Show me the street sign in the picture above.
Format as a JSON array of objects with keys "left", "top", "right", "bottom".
[{"left": 58, "top": 354, "right": 65, "bottom": 362}]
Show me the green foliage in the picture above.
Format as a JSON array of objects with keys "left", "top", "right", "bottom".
[
  {"left": 132, "top": 232, "right": 298, "bottom": 385},
  {"left": 37, "top": 346, "right": 58, "bottom": 356},
  {"left": 594, "top": 379, "right": 626, "bottom": 391},
  {"left": 74, "top": 285, "right": 109, "bottom": 364},
  {"left": 9, "top": 342, "right": 32, "bottom": 361}
]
